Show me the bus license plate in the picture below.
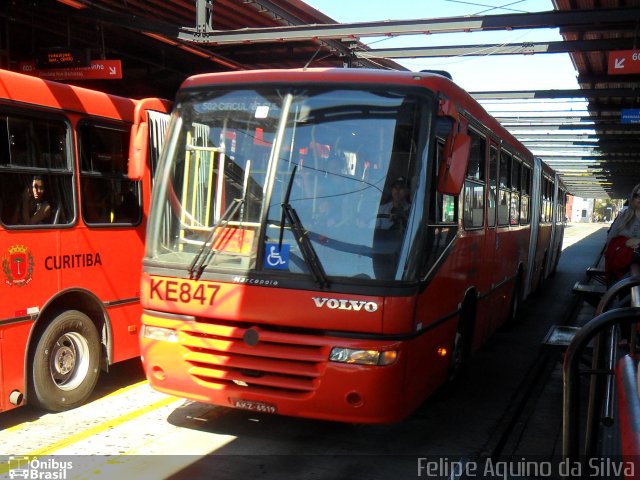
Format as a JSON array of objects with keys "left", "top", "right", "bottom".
[{"left": 231, "top": 398, "right": 277, "bottom": 414}]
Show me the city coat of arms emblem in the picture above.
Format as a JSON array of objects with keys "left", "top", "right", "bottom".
[{"left": 2, "top": 245, "right": 34, "bottom": 287}]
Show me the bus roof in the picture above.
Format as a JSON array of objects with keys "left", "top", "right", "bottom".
[{"left": 0, "top": 68, "right": 137, "bottom": 120}]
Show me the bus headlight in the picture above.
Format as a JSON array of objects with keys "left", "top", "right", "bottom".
[
  {"left": 329, "top": 347, "right": 398, "bottom": 366},
  {"left": 142, "top": 325, "right": 178, "bottom": 343}
]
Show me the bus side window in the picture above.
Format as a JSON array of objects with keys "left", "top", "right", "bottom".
[
  {"left": 498, "top": 151, "right": 511, "bottom": 226},
  {"left": 520, "top": 164, "right": 531, "bottom": 224},
  {"left": 79, "top": 123, "right": 141, "bottom": 226},
  {"left": 0, "top": 113, "right": 71, "bottom": 227},
  {"left": 510, "top": 158, "right": 521, "bottom": 225},
  {"left": 462, "top": 129, "right": 486, "bottom": 229},
  {"left": 487, "top": 145, "right": 498, "bottom": 227},
  {"left": 432, "top": 118, "right": 458, "bottom": 224},
  {"left": 0, "top": 173, "right": 68, "bottom": 226},
  {"left": 0, "top": 173, "right": 23, "bottom": 225}
]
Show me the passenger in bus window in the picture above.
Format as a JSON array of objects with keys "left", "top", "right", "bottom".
[
  {"left": 11, "top": 175, "right": 53, "bottom": 225},
  {"left": 376, "top": 177, "right": 410, "bottom": 230}
]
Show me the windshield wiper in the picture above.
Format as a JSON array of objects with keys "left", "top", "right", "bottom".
[
  {"left": 188, "top": 197, "right": 245, "bottom": 280},
  {"left": 279, "top": 165, "right": 330, "bottom": 289}
]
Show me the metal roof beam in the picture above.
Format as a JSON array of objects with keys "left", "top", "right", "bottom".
[
  {"left": 472, "top": 88, "right": 640, "bottom": 100},
  {"left": 578, "top": 74, "right": 640, "bottom": 84},
  {"left": 506, "top": 124, "right": 638, "bottom": 131},
  {"left": 528, "top": 146, "right": 601, "bottom": 151},
  {"left": 544, "top": 155, "right": 640, "bottom": 160},
  {"left": 355, "top": 38, "right": 633, "bottom": 59},
  {"left": 515, "top": 133, "right": 640, "bottom": 140},
  {"left": 523, "top": 140, "right": 600, "bottom": 145},
  {"left": 176, "top": 8, "right": 640, "bottom": 45},
  {"left": 496, "top": 115, "right": 622, "bottom": 122},
  {"left": 502, "top": 120, "right": 597, "bottom": 126}
]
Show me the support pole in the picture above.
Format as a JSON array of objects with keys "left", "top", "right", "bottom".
[{"left": 196, "top": 0, "right": 213, "bottom": 34}]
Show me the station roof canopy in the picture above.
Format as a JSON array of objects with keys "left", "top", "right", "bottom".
[
  {"left": 3, "top": 0, "right": 404, "bottom": 96},
  {"left": 552, "top": 0, "right": 640, "bottom": 200},
  {"left": 3, "top": 0, "right": 640, "bottom": 199}
]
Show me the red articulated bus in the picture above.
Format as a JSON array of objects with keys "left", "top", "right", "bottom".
[
  {"left": 0, "top": 69, "right": 170, "bottom": 412},
  {"left": 137, "top": 68, "right": 566, "bottom": 424}
]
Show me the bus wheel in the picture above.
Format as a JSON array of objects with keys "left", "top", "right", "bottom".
[
  {"left": 30, "top": 311, "right": 100, "bottom": 411},
  {"left": 448, "top": 318, "right": 471, "bottom": 383},
  {"left": 508, "top": 277, "right": 522, "bottom": 323}
]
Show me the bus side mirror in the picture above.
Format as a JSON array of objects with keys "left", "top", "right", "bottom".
[
  {"left": 128, "top": 121, "right": 148, "bottom": 181},
  {"left": 437, "top": 128, "right": 471, "bottom": 196}
]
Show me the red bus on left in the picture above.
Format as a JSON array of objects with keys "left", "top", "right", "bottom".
[{"left": 0, "top": 68, "right": 170, "bottom": 412}]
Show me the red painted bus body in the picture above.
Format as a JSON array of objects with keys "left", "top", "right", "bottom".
[
  {"left": 613, "top": 355, "right": 640, "bottom": 479},
  {"left": 0, "top": 69, "right": 170, "bottom": 412},
  {"left": 139, "top": 68, "right": 565, "bottom": 423}
]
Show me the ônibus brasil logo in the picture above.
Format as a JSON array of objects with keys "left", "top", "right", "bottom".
[
  {"left": 7, "top": 456, "right": 73, "bottom": 479},
  {"left": 2, "top": 245, "right": 34, "bottom": 287}
]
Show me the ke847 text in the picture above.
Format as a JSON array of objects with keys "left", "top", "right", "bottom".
[{"left": 150, "top": 278, "right": 219, "bottom": 305}]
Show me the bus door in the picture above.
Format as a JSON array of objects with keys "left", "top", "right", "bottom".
[
  {"left": 524, "top": 157, "right": 543, "bottom": 297},
  {"left": 493, "top": 147, "right": 514, "bottom": 322},
  {"left": 547, "top": 174, "right": 562, "bottom": 275},
  {"left": 172, "top": 121, "right": 260, "bottom": 266},
  {"left": 485, "top": 142, "right": 502, "bottom": 330},
  {"left": 177, "top": 123, "right": 222, "bottom": 251},
  {"left": 146, "top": 110, "right": 170, "bottom": 181}
]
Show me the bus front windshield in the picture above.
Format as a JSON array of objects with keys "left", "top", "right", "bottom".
[{"left": 148, "top": 85, "right": 431, "bottom": 283}]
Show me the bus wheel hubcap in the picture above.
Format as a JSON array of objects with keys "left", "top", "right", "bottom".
[{"left": 50, "top": 332, "right": 90, "bottom": 391}]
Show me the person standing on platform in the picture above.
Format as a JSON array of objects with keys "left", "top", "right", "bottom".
[{"left": 605, "top": 184, "right": 640, "bottom": 282}]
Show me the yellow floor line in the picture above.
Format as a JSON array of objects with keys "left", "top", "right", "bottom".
[
  {"left": 5, "top": 421, "right": 33, "bottom": 434},
  {"left": 0, "top": 395, "right": 178, "bottom": 475},
  {"left": 103, "top": 379, "right": 149, "bottom": 398},
  {"left": 2, "top": 380, "right": 149, "bottom": 435}
]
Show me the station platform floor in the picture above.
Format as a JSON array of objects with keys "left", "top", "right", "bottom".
[{"left": 490, "top": 222, "right": 610, "bottom": 462}]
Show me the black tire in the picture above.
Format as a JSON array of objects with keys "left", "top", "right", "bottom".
[
  {"left": 433, "top": 309, "right": 473, "bottom": 400},
  {"left": 537, "top": 256, "right": 548, "bottom": 293},
  {"left": 448, "top": 316, "right": 472, "bottom": 384},
  {"left": 508, "top": 276, "right": 522, "bottom": 323},
  {"left": 30, "top": 310, "right": 101, "bottom": 411}
]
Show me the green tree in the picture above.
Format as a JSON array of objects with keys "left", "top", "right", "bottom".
[{"left": 595, "top": 198, "right": 623, "bottom": 222}]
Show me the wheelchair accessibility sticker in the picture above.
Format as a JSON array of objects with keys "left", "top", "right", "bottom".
[{"left": 264, "top": 243, "right": 290, "bottom": 270}]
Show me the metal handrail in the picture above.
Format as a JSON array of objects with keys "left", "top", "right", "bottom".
[{"left": 562, "top": 272, "right": 640, "bottom": 460}]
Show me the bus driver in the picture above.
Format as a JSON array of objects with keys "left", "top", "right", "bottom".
[{"left": 376, "top": 176, "right": 410, "bottom": 230}]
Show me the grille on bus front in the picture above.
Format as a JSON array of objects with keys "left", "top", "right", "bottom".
[{"left": 179, "top": 320, "right": 329, "bottom": 397}]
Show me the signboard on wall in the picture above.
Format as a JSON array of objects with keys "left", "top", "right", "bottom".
[
  {"left": 621, "top": 109, "right": 640, "bottom": 124},
  {"left": 18, "top": 60, "right": 123, "bottom": 81},
  {"left": 608, "top": 50, "right": 640, "bottom": 75}
]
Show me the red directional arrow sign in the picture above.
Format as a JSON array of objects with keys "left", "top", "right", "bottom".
[
  {"left": 18, "top": 60, "right": 122, "bottom": 81},
  {"left": 608, "top": 50, "right": 640, "bottom": 75}
]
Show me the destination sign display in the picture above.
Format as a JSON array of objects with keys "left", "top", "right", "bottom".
[{"left": 36, "top": 48, "right": 89, "bottom": 69}]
